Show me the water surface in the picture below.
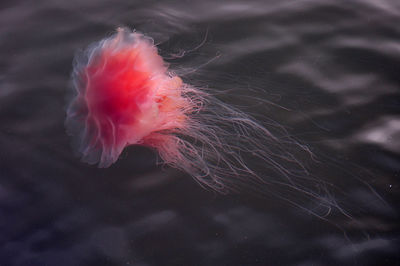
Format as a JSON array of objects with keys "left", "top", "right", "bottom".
[{"left": 0, "top": 0, "right": 399, "bottom": 265}]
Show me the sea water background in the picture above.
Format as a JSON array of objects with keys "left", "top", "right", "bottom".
[{"left": 0, "top": 0, "right": 399, "bottom": 265}]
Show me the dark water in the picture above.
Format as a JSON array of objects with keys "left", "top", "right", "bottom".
[{"left": 1, "top": 0, "right": 399, "bottom": 265}]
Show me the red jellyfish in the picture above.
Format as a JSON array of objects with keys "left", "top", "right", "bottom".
[
  {"left": 66, "top": 27, "right": 319, "bottom": 197},
  {"left": 66, "top": 27, "right": 188, "bottom": 168}
]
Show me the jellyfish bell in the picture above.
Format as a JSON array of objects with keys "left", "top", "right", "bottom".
[{"left": 66, "top": 27, "right": 190, "bottom": 168}]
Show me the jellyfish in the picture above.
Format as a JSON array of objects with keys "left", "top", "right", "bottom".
[{"left": 65, "top": 27, "right": 334, "bottom": 209}]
